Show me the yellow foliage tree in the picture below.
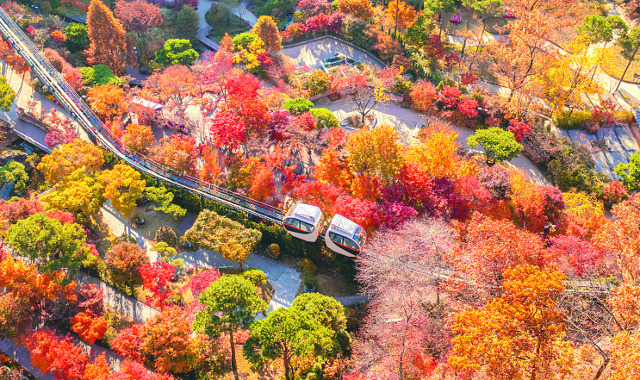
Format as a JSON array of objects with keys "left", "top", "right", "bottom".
[
  {"left": 407, "top": 121, "right": 477, "bottom": 179},
  {"left": 40, "top": 168, "right": 106, "bottom": 217},
  {"left": 539, "top": 36, "right": 609, "bottom": 118},
  {"left": 345, "top": 124, "right": 405, "bottom": 182},
  {"left": 609, "top": 330, "right": 640, "bottom": 380},
  {"left": 100, "top": 163, "right": 146, "bottom": 217},
  {"left": 449, "top": 264, "right": 574, "bottom": 380},
  {"left": 37, "top": 140, "right": 104, "bottom": 186},
  {"left": 563, "top": 191, "right": 604, "bottom": 218},
  {"left": 234, "top": 35, "right": 266, "bottom": 72}
]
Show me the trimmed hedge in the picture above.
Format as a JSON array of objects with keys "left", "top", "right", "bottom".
[{"left": 554, "top": 110, "right": 593, "bottom": 130}]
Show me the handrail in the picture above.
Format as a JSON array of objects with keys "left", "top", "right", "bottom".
[
  {"left": 0, "top": 9, "right": 617, "bottom": 294},
  {"left": 0, "top": 8, "right": 286, "bottom": 224}
]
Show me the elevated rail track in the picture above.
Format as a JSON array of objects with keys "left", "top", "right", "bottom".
[{"left": 0, "top": 7, "right": 616, "bottom": 294}]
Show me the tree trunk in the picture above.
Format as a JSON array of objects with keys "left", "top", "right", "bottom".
[
  {"left": 460, "top": 8, "right": 473, "bottom": 60},
  {"left": 589, "top": 42, "right": 607, "bottom": 82},
  {"left": 475, "top": 21, "right": 486, "bottom": 54},
  {"left": 239, "top": 261, "right": 244, "bottom": 271},
  {"left": 468, "top": 21, "right": 486, "bottom": 71},
  {"left": 593, "top": 357, "right": 609, "bottom": 380},
  {"left": 398, "top": 317, "right": 409, "bottom": 380},
  {"left": 229, "top": 328, "right": 239, "bottom": 380},
  {"left": 616, "top": 45, "right": 639, "bottom": 92},
  {"left": 394, "top": 0, "right": 400, "bottom": 38},
  {"left": 283, "top": 347, "right": 292, "bottom": 380}
]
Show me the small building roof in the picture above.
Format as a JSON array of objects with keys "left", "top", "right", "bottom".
[{"left": 132, "top": 96, "right": 164, "bottom": 111}]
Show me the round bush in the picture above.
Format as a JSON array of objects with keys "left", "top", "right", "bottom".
[
  {"left": 155, "top": 226, "right": 178, "bottom": 247},
  {"left": 310, "top": 108, "right": 339, "bottom": 129},
  {"left": 298, "top": 258, "right": 318, "bottom": 275},
  {"left": 284, "top": 97, "right": 314, "bottom": 115},
  {"left": 232, "top": 32, "right": 259, "bottom": 50}
]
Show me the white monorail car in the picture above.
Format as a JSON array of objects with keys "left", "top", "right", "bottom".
[
  {"left": 325, "top": 214, "right": 367, "bottom": 257},
  {"left": 282, "top": 204, "right": 325, "bottom": 242}
]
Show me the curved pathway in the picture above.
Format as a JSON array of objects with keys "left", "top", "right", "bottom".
[
  {"left": 281, "top": 36, "right": 384, "bottom": 69},
  {"left": 314, "top": 97, "right": 552, "bottom": 185},
  {"left": 196, "top": 0, "right": 257, "bottom": 50}
]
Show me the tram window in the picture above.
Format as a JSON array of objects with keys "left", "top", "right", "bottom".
[
  {"left": 329, "top": 232, "right": 343, "bottom": 245},
  {"left": 287, "top": 219, "right": 300, "bottom": 228},
  {"left": 299, "top": 221, "right": 313, "bottom": 233},
  {"left": 344, "top": 238, "right": 358, "bottom": 250}
]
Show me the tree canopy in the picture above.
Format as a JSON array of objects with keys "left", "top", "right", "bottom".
[
  {"left": 194, "top": 275, "right": 267, "bottom": 379},
  {"left": 0, "top": 75, "right": 16, "bottom": 112},
  {"left": 467, "top": 127, "right": 523, "bottom": 164},
  {"left": 184, "top": 209, "right": 262, "bottom": 270}
]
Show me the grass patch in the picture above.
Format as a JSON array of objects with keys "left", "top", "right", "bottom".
[
  {"left": 206, "top": 5, "right": 251, "bottom": 43},
  {"left": 57, "top": 3, "right": 85, "bottom": 17},
  {"left": 441, "top": 8, "right": 485, "bottom": 37}
]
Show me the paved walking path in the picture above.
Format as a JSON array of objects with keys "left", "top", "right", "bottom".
[
  {"left": 0, "top": 61, "right": 91, "bottom": 143},
  {"left": 196, "top": 0, "right": 257, "bottom": 50},
  {"left": 175, "top": 248, "right": 301, "bottom": 312},
  {"left": 335, "top": 295, "right": 369, "bottom": 306},
  {"left": 75, "top": 272, "right": 160, "bottom": 324},
  {"left": 0, "top": 339, "right": 54, "bottom": 380},
  {"left": 97, "top": 206, "right": 301, "bottom": 313},
  {"left": 315, "top": 97, "right": 552, "bottom": 186},
  {"left": 281, "top": 36, "right": 384, "bottom": 69}
]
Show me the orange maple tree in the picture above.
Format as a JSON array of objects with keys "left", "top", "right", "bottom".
[
  {"left": 337, "top": 0, "right": 374, "bottom": 19},
  {"left": 141, "top": 307, "right": 198, "bottom": 373},
  {"left": 111, "top": 324, "right": 145, "bottom": 362},
  {"left": 85, "top": 0, "right": 128, "bottom": 74},
  {"left": 449, "top": 264, "right": 574, "bottom": 379},
  {"left": 122, "top": 123, "right": 155, "bottom": 154},
  {"left": 0, "top": 256, "right": 76, "bottom": 309},
  {"left": 70, "top": 311, "right": 108, "bottom": 344},
  {"left": 87, "top": 84, "right": 129, "bottom": 121},
  {"left": 384, "top": 0, "right": 417, "bottom": 31},
  {"left": 251, "top": 16, "right": 282, "bottom": 51},
  {"left": 447, "top": 213, "right": 545, "bottom": 296},
  {"left": 313, "top": 148, "right": 354, "bottom": 193},
  {"left": 249, "top": 162, "right": 276, "bottom": 201},
  {"left": 594, "top": 194, "right": 640, "bottom": 284},
  {"left": 151, "top": 135, "right": 200, "bottom": 174},
  {"left": 83, "top": 353, "right": 112, "bottom": 379},
  {"left": 25, "top": 330, "right": 89, "bottom": 379}
]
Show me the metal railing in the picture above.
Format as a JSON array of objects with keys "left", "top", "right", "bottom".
[
  {"left": 0, "top": 7, "right": 286, "bottom": 224},
  {"left": 0, "top": 9, "right": 617, "bottom": 294}
]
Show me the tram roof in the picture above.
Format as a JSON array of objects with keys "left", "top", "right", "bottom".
[
  {"left": 292, "top": 204, "right": 322, "bottom": 224},
  {"left": 329, "top": 214, "right": 360, "bottom": 237}
]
